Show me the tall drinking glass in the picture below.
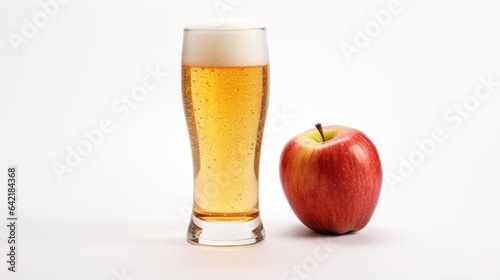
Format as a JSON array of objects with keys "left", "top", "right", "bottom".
[{"left": 181, "top": 20, "right": 269, "bottom": 246}]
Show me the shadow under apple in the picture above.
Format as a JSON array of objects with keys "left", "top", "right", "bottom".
[{"left": 281, "top": 222, "right": 390, "bottom": 246}]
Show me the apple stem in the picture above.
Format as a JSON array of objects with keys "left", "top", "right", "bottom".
[{"left": 315, "top": 123, "right": 326, "bottom": 142}]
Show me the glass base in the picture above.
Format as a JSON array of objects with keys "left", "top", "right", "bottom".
[{"left": 187, "top": 215, "right": 265, "bottom": 247}]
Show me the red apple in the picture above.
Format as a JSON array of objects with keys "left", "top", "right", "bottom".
[{"left": 279, "top": 123, "right": 382, "bottom": 234}]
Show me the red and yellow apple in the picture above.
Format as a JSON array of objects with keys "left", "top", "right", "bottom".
[{"left": 279, "top": 124, "right": 382, "bottom": 234}]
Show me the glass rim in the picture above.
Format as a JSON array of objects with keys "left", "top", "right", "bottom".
[
  {"left": 183, "top": 18, "right": 267, "bottom": 32},
  {"left": 183, "top": 26, "right": 267, "bottom": 32}
]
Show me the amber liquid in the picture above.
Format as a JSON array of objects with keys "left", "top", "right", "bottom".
[{"left": 182, "top": 65, "right": 269, "bottom": 222}]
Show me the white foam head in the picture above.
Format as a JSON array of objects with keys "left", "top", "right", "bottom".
[{"left": 182, "top": 18, "right": 269, "bottom": 67}]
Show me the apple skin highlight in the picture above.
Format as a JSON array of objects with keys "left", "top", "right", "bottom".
[{"left": 279, "top": 125, "right": 382, "bottom": 234}]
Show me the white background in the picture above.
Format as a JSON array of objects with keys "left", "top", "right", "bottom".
[{"left": 0, "top": 0, "right": 499, "bottom": 279}]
